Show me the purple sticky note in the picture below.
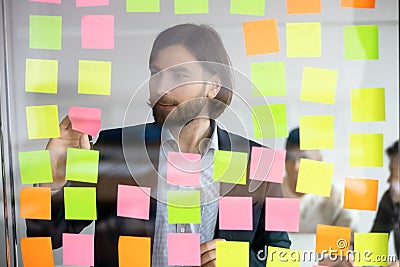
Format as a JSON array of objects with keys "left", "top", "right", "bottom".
[
  {"left": 249, "top": 147, "right": 286, "bottom": 183},
  {"left": 265, "top": 197, "right": 300, "bottom": 232},
  {"left": 30, "top": 0, "right": 61, "bottom": 3},
  {"left": 68, "top": 106, "right": 101, "bottom": 136},
  {"left": 81, "top": 15, "right": 114, "bottom": 49},
  {"left": 117, "top": 185, "right": 151, "bottom": 220},
  {"left": 63, "top": 233, "right": 94, "bottom": 266},
  {"left": 219, "top": 196, "right": 253, "bottom": 230},
  {"left": 76, "top": 0, "right": 109, "bottom": 7},
  {"left": 167, "top": 152, "right": 201, "bottom": 186},
  {"left": 168, "top": 233, "right": 200, "bottom": 266}
]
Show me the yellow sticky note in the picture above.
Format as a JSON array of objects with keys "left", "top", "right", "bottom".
[
  {"left": 230, "top": 0, "right": 265, "bottom": 16},
  {"left": 353, "top": 233, "right": 388, "bottom": 266},
  {"left": 296, "top": 159, "right": 334, "bottom": 197},
  {"left": 174, "top": 0, "right": 208, "bottom": 14},
  {"left": 351, "top": 88, "right": 385, "bottom": 122},
  {"left": 286, "top": 22, "right": 321, "bottom": 57},
  {"left": 253, "top": 104, "right": 288, "bottom": 139},
  {"left": 299, "top": 116, "right": 334, "bottom": 150},
  {"left": 301, "top": 67, "right": 338, "bottom": 104},
  {"left": 267, "top": 246, "right": 301, "bottom": 267},
  {"left": 25, "top": 59, "right": 58, "bottom": 94},
  {"left": 64, "top": 187, "right": 97, "bottom": 220},
  {"left": 18, "top": 150, "right": 53, "bottom": 184},
  {"left": 344, "top": 25, "right": 379, "bottom": 60},
  {"left": 213, "top": 150, "right": 247, "bottom": 185},
  {"left": 251, "top": 61, "right": 286, "bottom": 96},
  {"left": 216, "top": 241, "right": 249, "bottom": 267},
  {"left": 126, "top": 0, "right": 160, "bottom": 12},
  {"left": 26, "top": 105, "right": 60, "bottom": 139},
  {"left": 66, "top": 148, "right": 99, "bottom": 184},
  {"left": 78, "top": 60, "right": 112, "bottom": 95},
  {"left": 350, "top": 133, "right": 383, "bottom": 167},
  {"left": 167, "top": 190, "right": 201, "bottom": 224}
]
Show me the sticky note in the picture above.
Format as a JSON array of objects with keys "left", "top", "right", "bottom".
[
  {"left": 251, "top": 61, "right": 286, "bottom": 96},
  {"left": 315, "top": 224, "right": 351, "bottom": 255},
  {"left": 81, "top": 15, "right": 114, "bottom": 49},
  {"left": 265, "top": 198, "right": 300, "bottom": 232},
  {"left": 344, "top": 25, "right": 379, "bottom": 60},
  {"left": 351, "top": 88, "right": 385, "bottom": 122},
  {"left": 20, "top": 187, "right": 51, "bottom": 220},
  {"left": 243, "top": 19, "right": 280, "bottom": 56},
  {"left": 267, "top": 246, "right": 301, "bottom": 267},
  {"left": 64, "top": 187, "right": 97, "bottom": 220},
  {"left": 219, "top": 197, "right": 253, "bottom": 230},
  {"left": 18, "top": 150, "right": 53, "bottom": 184},
  {"left": 119, "top": 236, "right": 151, "bottom": 267},
  {"left": 216, "top": 241, "right": 249, "bottom": 267},
  {"left": 350, "top": 133, "right": 383, "bottom": 167},
  {"left": 252, "top": 104, "right": 288, "bottom": 139},
  {"left": 249, "top": 147, "right": 286, "bottom": 183},
  {"left": 213, "top": 150, "right": 247, "bottom": 185},
  {"left": 299, "top": 116, "right": 334, "bottom": 150},
  {"left": 117, "top": 185, "right": 151, "bottom": 220},
  {"left": 78, "top": 60, "right": 112, "bottom": 95},
  {"left": 167, "top": 191, "right": 200, "bottom": 224},
  {"left": 126, "top": 0, "right": 160, "bottom": 12},
  {"left": 301, "top": 67, "right": 338, "bottom": 104},
  {"left": 21, "top": 237, "right": 54, "bottom": 267},
  {"left": 286, "top": 0, "right": 321, "bottom": 14},
  {"left": 167, "top": 152, "right": 201, "bottom": 186},
  {"left": 353, "top": 233, "right": 388, "bottom": 266},
  {"left": 30, "top": 0, "right": 61, "bottom": 3},
  {"left": 344, "top": 178, "right": 378, "bottom": 211},
  {"left": 26, "top": 105, "right": 60, "bottom": 139},
  {"left": 30, "top": 15, "right": 62, "bottom": 50},
  {"left": 167, "top": 233, "right": 200, "bottom": 266},
  {"left": 76, "top": 0, "right": 109, "bottom": 7},
  {"left": 286, "top": 22, "right": 321, "bottom": 57},
  {"left": 65, "top": 148, "right": 99, "bottom": 184},
  {"left": 230, "top": 0, "right": 265, "bottom": 16},
  {"left": 341, "top": 0, "right": 375, "bottom": 8},
  {"left": 63, "top": 233, "right": 94, "bottom": 266},
  {"left": 25, "top": 59, "right": 58, "bottom": 94},
  {"left": 68, "top": 106, "right": 101, "bottom": 136},
  {"left": 174, "top": 0, "right": 208, "bottom": 14},
  {"left": 296, "top": 159, "right": 334, "bottom": 197}
]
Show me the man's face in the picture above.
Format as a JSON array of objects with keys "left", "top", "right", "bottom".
[{"left": 388, "top": 155, "right": 399, "bottom": 184}]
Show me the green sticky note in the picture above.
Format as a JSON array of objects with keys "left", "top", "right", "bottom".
[
  {"left": 286, "top": 22, "right": 321, "bottom": 57},
  {"left": 299, "top": 116, "right": 334, "bottom": 150},
  {"left": 350, "top": 133, "right": 383, "bottom": 167},
  {"left": 26, "top": 105, "right": 60, "bottom": 139},
  {"left": 230, "top": 0, "right": 265, "bottom": 16},
  {"left": 213, "top": 150, "right": 247, "bottom": 185},
  {"left": 354, "top": 233, "right": 388, "bottom": 266},
  {"left": 30, "top": 15, "right": 62, "bottom": 50},
  {"left": 301, "top": 67, "right": 338, "bottom": 104},
  {"left": 351, "top": 88, "right": 385, "bottom": 122},
  {"left": 18, "top": 150, "right": 53, "bottom": 184},
  {"left": 126, "top": 0, "right": 160, "bottom": 12},
  {"left": 65, "top": 148, "right": 99, "bottom": 184},
  {"left": 251, "top": 61, "right": 286, "bottom": 96},
  {"left": 64, "top": 187, "right": 97, "bottom": 220},
  {"left": 25, "top": 59, "right": 58, "bottom": 94},
  {"left": 78, "top": 60, "right": 112, "bottom": 95},
  {"left": 216, "top": 241, "right": 249, "bottom": 267},
  {"left": 296, "top": 158, "right": 334, "bottom": 197},
  {"left": 252, "top": 104, "right": 288, "bottom": 139},
  {"left": 174, "top": 0, "right": 208, "bottom": 14},
  {"left": 267, "top": 246, "right": 301, "bottom": 267},
  {"left": 167, "top": 191, "right": 200, "bottom": 224},
  {"left": 344, "top": 25, "right": 379, "bottom": 60}
]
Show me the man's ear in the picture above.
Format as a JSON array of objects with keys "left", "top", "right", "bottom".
[{"left": 206, "top": 74, "right": 222, "bottom": 99}]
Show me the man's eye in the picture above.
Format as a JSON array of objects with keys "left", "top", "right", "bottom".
[{"left": 174, "top": 72, "right": 188, "bottom": 80}]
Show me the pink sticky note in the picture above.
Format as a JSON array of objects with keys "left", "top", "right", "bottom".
[
  {"left": 249, "top": 147, "right": 286, "bottom": 183},
  {"left": 219, "top": 197, "right": 253, "bottom": 230},
  {"left": 63, "top": 233, "right": 94, "bottom": 266},
  {"left": 68, "top": 106, "right": 101, "bottom": 136},
  {"left": 117, "top": 185, "right": 151, "bottom": 220},
  {"left": 168, "top": 233, "right": 200, "bottom": 266},
  {"left": 167, "top": 152, "right": 201, "bottom": 186},
  {"left": 76, "top": 0, "right": 109, "bottom": 7},
  {"left": 265, "top": 197, "right": 300, "bottom": 232},
  {"left": 30, "top": 0, "right": 61, "bottom": 3},
  {"left": 81, "top": 15, "right": 114, "bottom": 49}
]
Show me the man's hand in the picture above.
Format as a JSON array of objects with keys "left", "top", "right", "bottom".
[{"left": 200, "top": 239, "right": 226, "bottom": 267}]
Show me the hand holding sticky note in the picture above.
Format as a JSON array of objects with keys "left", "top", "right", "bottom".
[{"left": 68, "top": 106, "right": 101, "bottom": 136}]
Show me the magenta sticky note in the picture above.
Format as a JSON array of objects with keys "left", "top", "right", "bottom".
[
  {"left": 68, "top": 106, "right": 101, "bottom": 136},
  {"left": 265, "top": 197, "right": 300, "bottom": 232},
  {"left": 117, "top": 185, "right": 151, "bottom": 220},
  {"left": 76, "top": 0, "right": 109, "bottom": 7},
  {"left": 167, "top": 152, "right": 201, "bottom": 186},
  {"left": 30, "top": 0, "right": 61, "bottom": 3},
  {"left": 168, "top": 233, "right": 200, "bottom": 266},
  {"left": 81, "top": 15, "right": 114, "bottom": 49},
  {"left": 249, "top": 147, "right": 286, "bottom": 183},
  {"left": 63, "top": 233, "right": 94, "bottom": 266},
  {"left": 219, "top": 196, "right": 253, "bottom": 230}
]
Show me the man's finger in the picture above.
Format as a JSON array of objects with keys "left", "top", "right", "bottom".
[
  {"left": 60, "top": 116, "right": 71, "bottom": 130},
  {"left": 202, "top": 259, "right": 216, "bottom": 267},
  {"left": 200, "top": 239, "right": 225, "bottom": 255},
  {"left": 80, "top": 134, "right": 91, "bottom": 150},
  {"left": 201, "top": 249, "right": 216, "bottom": 266}
]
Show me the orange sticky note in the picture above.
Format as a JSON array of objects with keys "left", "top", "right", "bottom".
[
  {"left": 243, "top": 19, "right": 280, "bottom": 56},
  {"left": 20, "top": 187, "right": 51, "bottom": 220},
  {"left": 315, "top": 224, "right": 351, "bottom": 255},
  {"left": 344, "top": 178, "right": 378, "bottom": 211},
  {"left": 341, "top": 0, "right": 375, "bottom": 8},
  {"left": 21, "top": 237, "right": 54, "bottom": 267},
  {"left": 118, "top": 236, "right": 151, "bottom": 267},
  {"left": 286, "top": 0, "right": 321, "bottom": 14}
]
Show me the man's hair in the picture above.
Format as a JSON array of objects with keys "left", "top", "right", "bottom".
[
  {"left": 387, "top": 140, "right": 399, "bottom": 157},
  {"left": 286, "top": 127, "right": 300, "bottom": 149}
]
